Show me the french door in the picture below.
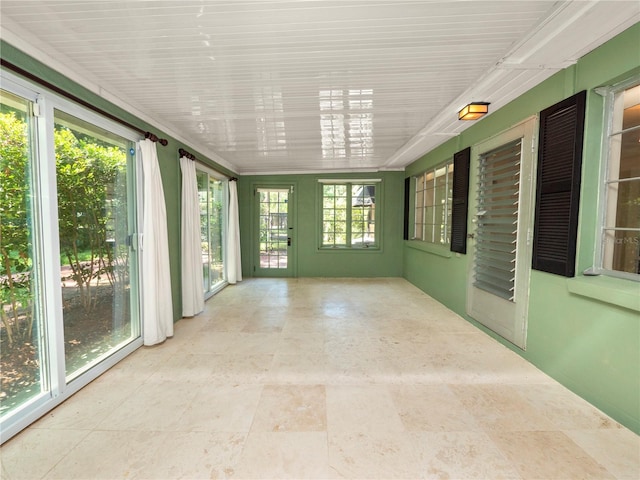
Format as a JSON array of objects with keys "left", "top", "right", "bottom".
[
  {"left": 197, "top": 168, "right": 227, "bottom": 297},
  {"left": 254, "top": 186, "right": 294, "bottom": 277},
  {"left": 466, "top": 118, "right": 536, "bottom": 349},
  {"left": 1, "top": 76, "right": 142, "bottom": 442}
]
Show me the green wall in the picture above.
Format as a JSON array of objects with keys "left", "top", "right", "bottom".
[
  {"left": 1, "top": 41, "right": 235, "bottom": 322},
  {"left": 238, "top": 172, "right": 405, "bottom": 278},
  {"left": 403, "top": 23, "right": 640, "bottom": 434}
]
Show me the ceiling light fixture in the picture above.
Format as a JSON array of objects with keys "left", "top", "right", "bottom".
[{"left": 458, "top": 102, "right": 490, "bottom": 121}]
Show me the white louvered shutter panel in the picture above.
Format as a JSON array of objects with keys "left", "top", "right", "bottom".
[{"left": 473, "top": 139, "right": 522, "bottom": 301}]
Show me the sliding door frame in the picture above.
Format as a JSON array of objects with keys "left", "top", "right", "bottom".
[
  {"left": 195, "top": 163, "right": 229, "bottom": 299},
  {"left": 1, "top": 71, "right": 143, "bottom": 444}
]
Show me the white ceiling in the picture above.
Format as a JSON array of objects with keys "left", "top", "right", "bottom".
[{"left": 1, "top": 1, "right": 639, "bottom": 174}]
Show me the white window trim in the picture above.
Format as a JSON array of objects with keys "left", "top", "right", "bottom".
[
  {"left": 319, "top": 180, "right": 380, "bottom": 249},
  {"left": 593, "top": 75, "right": 640, "bottom": 282}
]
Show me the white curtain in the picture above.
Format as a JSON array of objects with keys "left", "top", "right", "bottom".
[
  {"left": 227, "top": 179, "right": 243, "bottom": 284},
  {"left": 180, "top": 156, "right": 204, "bottom": 316},
  {"left": 139, "top": 139, "right": 174, "bottom": 345}
]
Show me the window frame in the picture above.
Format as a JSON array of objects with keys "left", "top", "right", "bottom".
[
  {"left": 318, "top": 178, "right": 381, "bottom": 250},
  {"left": 595, "top": 75, "right": 640, "bottom": 281},
  {"left": 411, "top": 159, "right": 454, "bottom": 246}
]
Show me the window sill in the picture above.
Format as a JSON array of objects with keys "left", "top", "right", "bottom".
[
  {"left": 405, "top": 240, "right": 452, "bottom": 258},
  {"left": 318, "top": 246, "right": 380, "bottom": 253},
  {"left": 566, "top": 275, "right": 640, "bottom": 312}
]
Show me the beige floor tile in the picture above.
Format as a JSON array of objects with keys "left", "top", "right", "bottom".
[
  {"left": 451, "top": 384, "right": 558, "bottom": 432},
  {"left": 251, "top": 385, "right": 327, "bottom": 432},
  {"left": 514, "top": 384, "right": 625, "bottom": 430},
  {"left": 490, "top": 430, "right": 615, "bottom": 479},
  {"left": 277, "top": 332, "right": 326, "bottom": 355},
  {"left": 101, "top": 344, "right": 169, "bottom": 382},
  {"left": 328, "top": 431, "right": 422, "bottom": 479},
  {"left": 431, "top": 350, "right": 552, "bottom": 385},
  {"left": 30, "top": 376, "right": 138, "bottom": 431},
  {"left": 325, "top": 352, "right": 401, "bottom": 384},
  {"left": 565, "top": 428, "right": 640, "bottom": 479},
  {"left": 281, "top": 314, "right": 327, "bottom": 335},
  {"left": 0, "top": 429, "right": 89, "bottom": 480},
  {"left": 198, "top": 307, "right": 252, "bottom": 332},
  {"left": 137, "top": 431, "right": 247, "bottom": 480},
  {"left": 207, "top": 353, "right": 274, "bottom": 383},
  {"left": 226, "top": 332, "right": 283, "bottom": 355},
  {"left": 326, "top": 385, "right": 405, "bottom": 433},
  {"left": 232, "top": 431, "right": 331, "bottom": 479},
  {"left": 145, "top": 353, "right": 218, "bottom": 383},
  {"left": 241, "top": 315, "right": 285, "bottom": 333},
  {"left": 42, "top": 430, "right": 167, "bottom": 479},
  {"left": 96, "top": 380, "right": 198, "bottom": 432},
  {"left": 386, "top": 353, "right": 446, "bottom": 384},
  {"left": 183, "top": 331, "right": 241, "bottom": 354},
  {"left": 411, "top": 431, "right": 521, "bottom": 479},
  {"left": 177, "top": 384, "right": 263, "bottom": 432},
  {"left": 270, "top": 353, "right": 331, "bottom": 384},
  {"left": 390, "top": 385, "right": 480, "bottom": 432}
]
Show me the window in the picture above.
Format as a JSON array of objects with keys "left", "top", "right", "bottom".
[
  {"left": 321, "top": 181, "right": 378, "bottom": 248},
  {"left": 413, "top": 161, "right": 454, "bottom": 245},
  {"left": 600, "top": 80, "right": 640, "bottom": 278}
]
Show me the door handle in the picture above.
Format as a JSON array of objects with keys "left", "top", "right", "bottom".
[{"left": 287, "top": 237, "right": 291, "bottom": 246}]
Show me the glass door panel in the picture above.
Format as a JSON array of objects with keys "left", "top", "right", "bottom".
[
  {"left": 255, "top": 187, "right": 293, "bottom": 276},
  {"left": 197, "top": 170, "right": 226, "bottom": 297},
  {"left": 197, "top": 171, "right": 210, "bottom": 291},
  {"left": 0, "top": 90, "right": 48, "bottom": 416},
  {"left": 53, "top": 110, "right": 139, "bottom": 380},
  {"left": 208, "top": 178, "right": 225, "bottom": 290}
]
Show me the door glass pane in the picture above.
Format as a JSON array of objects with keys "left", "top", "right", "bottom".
[
  {"left": 54, "top": 110, "right": 138, "bottom": 380},
  {"left": 197, "top": 171, "right": 226, "bottom": 296},
  {"left": 197, "top": 171, "right": 210, "bottom": 291},
  {"left": 258, "top": 188, "right": 288, "bottom": 268},
  {"left": 1, "top": 90, "right": 47, "bottom": 416},
  {"left": 209, "top": 178, "right": 225, "bottom": 289}
]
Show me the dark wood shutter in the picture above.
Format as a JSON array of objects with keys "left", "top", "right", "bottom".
[
  {"left": 450, "top": 147, "right": 471, "bottom": 254},
  {"left": 403, "top": 177, "right": 410, "bottom": 240},
  {"left": 532, "top": 90, "right": 586, "bottom": 277}
]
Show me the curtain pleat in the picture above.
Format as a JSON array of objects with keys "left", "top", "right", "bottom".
[
  {"left": 139, "top": 139, "right": 174, "bottom": 345},
  {"left": 180, "top": 157, "right": 204, "bottom": 316},
  {"left": 227, "top": 180, "right": 242, "bottom": 284}
]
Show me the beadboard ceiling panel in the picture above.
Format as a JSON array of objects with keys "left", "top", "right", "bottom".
[{"left": 1, "top": 1, "right": 638, "bottom": 174}]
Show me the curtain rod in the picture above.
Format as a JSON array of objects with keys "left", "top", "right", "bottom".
[
  {"left": 178, "top": 148, "right": 237, "bottom": 181},
  {"left": 178, "top": 148, "right": 196, "bottom": 161},
  {"left": 1, "top": 58, "right": 168, "bottom": 146}
]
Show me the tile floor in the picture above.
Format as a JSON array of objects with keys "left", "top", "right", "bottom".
[{"left": 1, "top": 278, "right": 638, "bottom": 479}]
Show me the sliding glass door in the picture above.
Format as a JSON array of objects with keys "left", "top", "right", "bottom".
[
  {"left": 0, "top": 89, "right": 47, "bottom": 419},
  {"left": 197, "top": 168, "right": 227, "bottom": 297},
  {"left": 1, "top": 74, "right": 142, "bottom": 443},
  {"left": 54, "top": 110, "right": 140, "bottom": 381}
]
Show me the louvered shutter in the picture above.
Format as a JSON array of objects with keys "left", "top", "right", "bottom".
[
  {"left": 403, "top": 177, "right": 410, "bottom": 240},
  {"left": 532, "top": 91, "right": 586, "bottom": 277},
  {"left": 450, "top": 147, "right": 470, "bottom": 253},
  {"left": 473, "top": 140, "right": 522, "bottom": 301}
]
